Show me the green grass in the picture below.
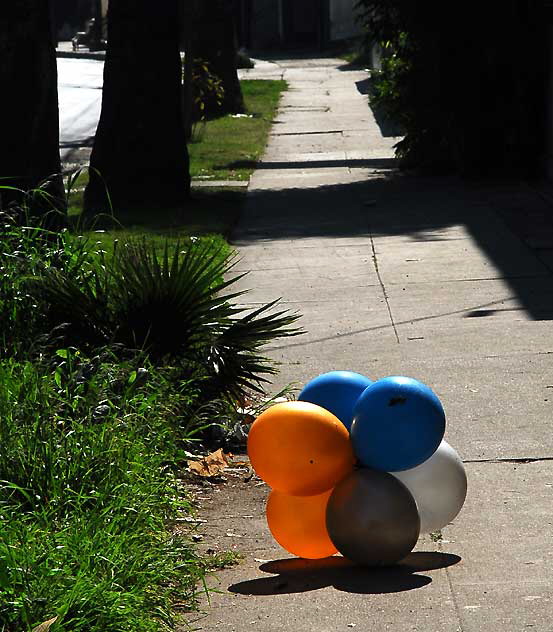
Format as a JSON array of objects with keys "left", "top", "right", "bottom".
[
  {"left": 0, "top": 357, "right": 207, "bottom": 631},
  {"left": 69, "top": 192, "right": 237, "bottom": 262},
  {"left": 188, "top": 79, "right": 286, "bottom": 181},
  {"left": 0, "top": 212, "right": 300, "bottom": 630}
]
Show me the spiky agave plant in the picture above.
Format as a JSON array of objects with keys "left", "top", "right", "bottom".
[{"left": 36, "top": 238, "right": 302, "bottom": 399}]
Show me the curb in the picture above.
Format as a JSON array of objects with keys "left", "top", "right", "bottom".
[{"left": 57, "top": 50, "right": 106, "bottom": 61}]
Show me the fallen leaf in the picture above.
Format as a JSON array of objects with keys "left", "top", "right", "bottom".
[
  {"left": 188, "top": 448, "right": 231, "bottom": 478},
  {"left": 32, "top": 617, "right": 58, "bottom": 632}
]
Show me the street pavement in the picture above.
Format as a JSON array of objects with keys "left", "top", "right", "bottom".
[
  {"left": 184, "top": 56, "right": 553, "bottom": 632},
  {"left": 57, "top": 56, "right": 103, "bottom": 164}
]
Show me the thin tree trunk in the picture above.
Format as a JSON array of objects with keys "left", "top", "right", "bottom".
[
  {"left": 193, "top": 0, "right": 244, "bottom": 116},
  {"left": 84, "top": 0, "right": 190, "bottom": 215},
  {"left": 0, "top": 1, "right": 66, "bottom": 220}
]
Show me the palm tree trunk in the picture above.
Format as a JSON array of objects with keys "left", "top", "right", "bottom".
[
  {"left": 84, "top": 0, "right": 190, "bottom": 215},
  {"left": 0, "top": 1, "right": 65, "bottom": 220}
]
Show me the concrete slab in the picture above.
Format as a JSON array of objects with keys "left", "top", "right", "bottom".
[
  {"left": 374, "top": 235, "right": 547, "bottom": 283},
  {"left": 234, "top": 242, "right": 376, "bottom": 273},
  {"left": 183, "top": 55, "right": 553, "bottom": 632},
  {"left": 443, "top": 461, "right": 553, "bottom": 631},
  {"left": 184, "top": 462, "right": 553, "bottom": 632},
  {"left": 387, "top": 278, "right": 553, "bottom": 327},
  {"left": 249, "top": 170, "right": 378, "bottom": 189}
]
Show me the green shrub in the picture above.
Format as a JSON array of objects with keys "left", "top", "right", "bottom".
[
  {"left": 33, "top": 238, "right": 301, "bottom": 400},
  {"left": 357, "top": 0, "right": 548, "bottom": 175},
  {"left": 0, "top": 212, "right": 94, "bottom": 358}
]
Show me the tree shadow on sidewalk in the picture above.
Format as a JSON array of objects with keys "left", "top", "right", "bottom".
[
  {"left": 229, "top": 551, "right": 461, "bottom": 596},
  {"left": 354, "top": 76, "right": 404, "bottom": 138},
  {"left": 232, "top": 171, "right": 553, "bottom": 321}
]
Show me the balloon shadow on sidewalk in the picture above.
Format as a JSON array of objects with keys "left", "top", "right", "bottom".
[{"left": 228, "top": 551, "right": 461, "bottom": 596}]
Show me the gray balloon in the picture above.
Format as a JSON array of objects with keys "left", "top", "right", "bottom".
[
  {"left": 391, "top": 440, "right": 467, "bottom": 534},
  {"left": 326, "top": 469, "right": 420, "bottom": 567}
]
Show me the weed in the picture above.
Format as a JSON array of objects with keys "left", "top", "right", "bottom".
[{"left": 429, "top": 530, "right": 443, "bottom": 543}]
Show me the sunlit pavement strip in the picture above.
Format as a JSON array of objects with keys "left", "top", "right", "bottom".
[{"left": 57, "top": 57, "right": 104, "bottom": 161}]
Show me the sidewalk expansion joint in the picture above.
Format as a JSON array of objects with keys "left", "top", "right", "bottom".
[
  {"left": 369, "top": 228, "right": 400, "bottom": 344},
  {"left": 270, "top": 130, "right": 343, "bottom": 137},
  {"left": 464, "top": 456, "right": 553, "bottom": 464},
  {"left": 265, "top": 295, "right": 523, "bottom": 351}
]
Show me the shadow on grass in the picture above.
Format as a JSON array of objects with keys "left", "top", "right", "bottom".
[
  {"left": 69, "top": 188, "right": 246, "bottom": 239},
  {"left": 229, "top": 551, "right": 461, "bottom": 596}
]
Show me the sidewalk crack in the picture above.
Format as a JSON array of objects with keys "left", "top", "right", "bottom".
[
  {"left": 446, "top": 562, "right": 466, "bottom": 632},
  {"left": 369, "top": 230, "right": 400, "bottom": 343}
]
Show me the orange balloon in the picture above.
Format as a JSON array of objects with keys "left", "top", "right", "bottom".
[
  {"left": 267, "top": 489, "right": 338, "bottom": 559},
  {"left": 247, "top": 401, "right": 355, "bottom": 495}
]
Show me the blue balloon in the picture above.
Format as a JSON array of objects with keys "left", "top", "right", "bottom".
[
  {"left": 350, "top": 376, "right": 445, "bottom": 472},
  {"left": 298, "top": 371, "right": 373, "bottom": 431}
]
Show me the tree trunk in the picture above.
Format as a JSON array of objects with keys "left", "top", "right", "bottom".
[
  {"left": 192, "top": 0, "right": 244, "bottom": 116},
  {"left": 0, "top": 1, "right": 65, "bottom": 220},
  {"left": 84, "top": 0, "right": 190, "bottom": 215}
]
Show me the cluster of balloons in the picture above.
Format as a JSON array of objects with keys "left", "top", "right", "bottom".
[{"left": 247, "top": 371, "right": 467, "bottom": 566}]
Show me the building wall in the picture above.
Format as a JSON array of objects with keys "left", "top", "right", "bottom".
[
  {"left": 250, "top": 0, "right": 281, "bottom": 50},
  {"left": 329, "top": 0, "right": 362, "bottom": 41},
  {"left": 244, "top": 0, "right": 361, "bottom": 51}
]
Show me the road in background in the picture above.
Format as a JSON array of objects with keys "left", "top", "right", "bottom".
[{"left": 57, "top": 57, "right": 104, "bottom": 163}]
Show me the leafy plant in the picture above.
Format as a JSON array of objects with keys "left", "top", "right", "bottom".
[
  {"left": 184, "top": 58, "right": 225, "bottom": 141},
  {"left": 0, "top": 174, "right": 67, "bottom": 227},
  {"left": 34, "top": 238, "right": 302, "bottom": 399}
]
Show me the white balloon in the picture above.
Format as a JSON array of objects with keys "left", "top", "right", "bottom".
[{"left": 390, "top": 440, "right": 467, "bottom": 534}]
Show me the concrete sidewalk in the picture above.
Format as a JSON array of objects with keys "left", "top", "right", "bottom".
[{"left": 185, "top": 57, "right": 553, "bottom": 632}]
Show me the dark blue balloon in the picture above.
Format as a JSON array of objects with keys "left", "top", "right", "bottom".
[
  {"left": 298, "top": 371, "right": 373, "bottom": 431},
  {"left": 351, "top": 376, "right": 445, "bottom": 472}
]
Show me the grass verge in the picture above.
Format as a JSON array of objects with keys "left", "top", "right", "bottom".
[
  {"left": 0, "top": 214, "right": 301, "bottom": 630},
  {"left": 0, "top": 356, "right": 205, "bottom": 631},
  {"left": 188, "top": 79, "right": 286, "bottom": 182},
  {"left": 0, "top": 77, "right": 294, "bottom": 631},
  {"left": 70, "top": 188, "right": 240, "bottom": 261}
]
